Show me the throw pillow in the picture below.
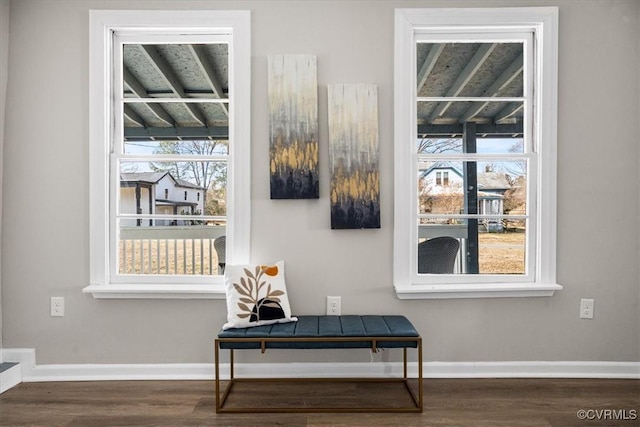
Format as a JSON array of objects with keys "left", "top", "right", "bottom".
[{"left": 223, "top": 260, "right": 297, "bottom": 330}]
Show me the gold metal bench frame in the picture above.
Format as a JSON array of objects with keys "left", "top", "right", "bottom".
[{"left": 214, "top": 335, "right": 423, "bottom": 413}]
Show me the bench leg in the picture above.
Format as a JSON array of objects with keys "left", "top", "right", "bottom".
[
  {"left": 215, "top": 342, "right": 235, "bottom": 412},
  {"left": 401, "top": 341, "right": 423, "bottom": 411},
  {"left": 215, "top": 338, "right": 423, "bottom": 413},
  {"left": 214, "top": 340, "right": 220, "bottom": 411},
  {"left": 419, "top": 337, "right": 423, "bottom": 411},
  {"left": 403, "top": 347, "right": 408, "bottom": 379}
]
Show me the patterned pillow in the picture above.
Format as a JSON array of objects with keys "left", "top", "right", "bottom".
[{"left": 222, "top": 260, "right": 297, "bottom": 330}]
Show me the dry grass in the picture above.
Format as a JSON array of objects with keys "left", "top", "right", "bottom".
[
  {"left": 119, "top": 239, "right": 221, "bottom": 275},
  {"left": 479, "top": 231, "right": 525, "bottom": 274},
  {"left": 118, "top": 232, "right": 526, "bottom": 276}
]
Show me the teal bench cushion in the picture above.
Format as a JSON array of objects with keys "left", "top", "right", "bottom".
[{"left": 217, "top": 315, "right": 419, "bottom": 350}]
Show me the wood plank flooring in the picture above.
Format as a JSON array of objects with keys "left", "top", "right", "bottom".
[{"left": 0, "top": 378, "right": 638, "bottom": 426}]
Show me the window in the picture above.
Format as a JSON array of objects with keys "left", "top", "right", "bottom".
[
  {"left": 394, "top": 7, "right": 561, "bottom": 298},
  {"left": 86, "top": 10, "right": 251, "bottom": 299}
]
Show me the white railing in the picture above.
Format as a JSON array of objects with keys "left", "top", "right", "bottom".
[{"left": 119, "top": 225, "right": 226, "bottom": 275}]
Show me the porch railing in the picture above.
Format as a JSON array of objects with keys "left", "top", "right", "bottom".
[{"left": 119, "top": 225, "right": 226, "bottom": 275}]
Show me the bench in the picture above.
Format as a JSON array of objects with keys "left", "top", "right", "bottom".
[{"left": 214, "top": 315, "right": 422, "bottom": 413}]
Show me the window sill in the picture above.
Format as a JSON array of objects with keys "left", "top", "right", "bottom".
[
  {"left": 394, "top": 283, "right": 562, "bottom": 299},
  {"left": 83, "top": 284, "right": 226, "bottom": 299}
]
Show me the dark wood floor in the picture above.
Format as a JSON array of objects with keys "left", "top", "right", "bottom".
[{"left": 0, "top": 378, "right": 638, "bottom": 426}]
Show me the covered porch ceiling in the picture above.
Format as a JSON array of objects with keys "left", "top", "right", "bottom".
[
  {"left": 122, "top": 43, "right": 230, "bottom": 141},
  {"left": 122, "top": 41, "right": 524, "bottom": 141},
  {"left": 416, "top": 42, "right": 525, "bottom": 139}
]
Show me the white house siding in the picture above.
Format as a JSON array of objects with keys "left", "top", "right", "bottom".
[
  {"left": 420, "top": 168, "right": 464, "bottom": 196},
  {"left": 120, "top": 186, "right": 154, "bottom": 227},
  {"left": 119, "top": 173, "right": 204, "bottom": 226},
  {"left": 156, "top": 175, "right": 204, "bottom": 214}
]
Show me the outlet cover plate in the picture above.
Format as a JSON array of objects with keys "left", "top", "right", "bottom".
[
  {"left": 580, "top": 298, "right": 594, "bottom": 319},
  {"left": 51, "top": 297, "right": 65, "bottom": 317},
  {"left": 326, "top": 296, "right": 341, "bottom": 316}
]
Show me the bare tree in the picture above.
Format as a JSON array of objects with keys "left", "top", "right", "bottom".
[
  {"left": 417, "top": 137, "right": 461, "bottom": 154},
  {"left": 149, "top": 139, "right": 228, "bottom": 215}
]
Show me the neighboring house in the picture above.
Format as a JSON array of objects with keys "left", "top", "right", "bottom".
[
  {"left": 419, "top": 161, "right": 465, "bottom": 197},
  {"left": 419, "top": 162, "right": 512, "bottom": 230},
  {"left": 477, "top": 167, "right": 511, "bottom": 216},
  {"left": 120, "top": 172, "right": 205, "bottom": 226}
]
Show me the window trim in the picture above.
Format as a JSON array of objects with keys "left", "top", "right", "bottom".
[
  {"left": 393, "top": 7, "right": 561, "bottom": 299},
  {"left": 85, "top": 10, "right": 251, "bottom": 299}
]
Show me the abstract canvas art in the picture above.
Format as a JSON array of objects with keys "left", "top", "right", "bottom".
[
  {"left": 268, "top": 55, "right": 319, "bottom": 199},
  {"left": 328, "top": 84, "right": 380, "bottom": 229}
]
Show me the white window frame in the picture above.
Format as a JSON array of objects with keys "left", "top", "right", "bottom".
[
  {"left": 393, "top": 7, "right": 561, "bottom": 299},
  {"left": 85, "top": 10, "right": 251, "bottom": 299}
]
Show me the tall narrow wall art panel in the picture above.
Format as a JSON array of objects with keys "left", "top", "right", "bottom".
[
  {"left": 328, "top": 84, "right": 380, "bottom": 229},
  {"left": 269, "top": 55, "right": 319, "bottom": 199}
]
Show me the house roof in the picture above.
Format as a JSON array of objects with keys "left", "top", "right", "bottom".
[
  {"left": 120, "top": 172, "right": 168, "bottom": 184},
  {"left": 478, "top": 172, "right": 511, "bottom": 191},
  {"left": 120, "top": 172, "right": 205, "bottom": 191},
  {"left": 421, "top": 163, "right": 511, "bottom": 192},
  {"left": 420, "top": 161, "right": 464, "bottom": 179},
  {"left": 173, "top": 178, "right": 205, "bottom": 190}
]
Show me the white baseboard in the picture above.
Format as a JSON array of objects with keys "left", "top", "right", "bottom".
[
  {"left": 425, "top": 361, "right": 640, "bottom": 379},
  {"left": 0, "top": 363, "right": 22, "bottom": 394},
  {"left": 2, "top": 348, "right": 639, "bottom": 383}
]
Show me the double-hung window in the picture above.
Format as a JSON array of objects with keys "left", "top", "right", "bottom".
[
  {"left": 86, "top": 10, "right": 251, "bottom": 298},
  {"left": 394, "top": 7, "right": 561, "bottom": 298}
]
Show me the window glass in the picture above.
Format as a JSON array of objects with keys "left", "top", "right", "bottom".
[
  {"left": 414, "top": 39, "right": 529, "bottom": 278},
  {"left": 394, "top": 7, "right": 559, "bottom": 297},
  {"left": 113, "top": 38, "right": 231, "bottom": 279},
  {"left": 88, "top": 10, "right": 250, "bottom": 296}
]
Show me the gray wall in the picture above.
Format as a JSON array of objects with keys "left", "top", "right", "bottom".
[
  {"left": 0, "top": 0, "right": 10, "bottom": 355},
  {"left": 1, "top": 0, "right": 639, "bottom": 365}
]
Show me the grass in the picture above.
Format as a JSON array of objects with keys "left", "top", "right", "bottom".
[
  {"left": 118, "top": 232, "right": 526, "bottom": 276},
  {"left": 478, "top": 231, "right": 525, "bottom": 274},
  {"left": 119, "top": 239, "right": 221, "bottom": 275}
]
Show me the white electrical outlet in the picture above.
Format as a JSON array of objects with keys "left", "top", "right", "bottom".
[
  {"left": 580, "top": 298, "right": 594, "bottom": 319},
  {"left": 51, "top": 297, "right": 65, "bottom": 317},
  {"left": 326, "top": 296, "right": 341, "bottom": 316}
]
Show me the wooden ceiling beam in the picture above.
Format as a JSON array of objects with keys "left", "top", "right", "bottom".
[
  {"left": 494, "top": 102, "right": 524, "bottom": 124},
  {"left": 187, "top": 44, "right": 229, "bottom": 117},
  {"left": 123, "top": 67, "right": 175, "bottom": 127},
  {"left": 417, "top": 122, "right": 523, "bottom": 138},
  {"left": 459, "top": 53, "right": 523, "bottom": 123},
  {"left": 417, "top": 43, "right": 444, "bottom": 94},
  {"left": 123, "top": 105, "right": 145, "bottom": 127},
  {"left": 428, "top": 43, "right": 497, "bottom": 122},
  {"left": 139, "top": 45, "right": 208, "bottom": 126},
  {"left": 124, "top": 126, "right": 229, "bottom": 140}
]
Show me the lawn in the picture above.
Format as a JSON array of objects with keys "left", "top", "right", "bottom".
[
  {"left": 118, "top": 232, "right": 526, "bottom": 276},
  {"left": 478, "top": 231, "right": 526, "bottom": 274},
  {"left": 119, "top": 239, "right": 221, "bottom": 275}
]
